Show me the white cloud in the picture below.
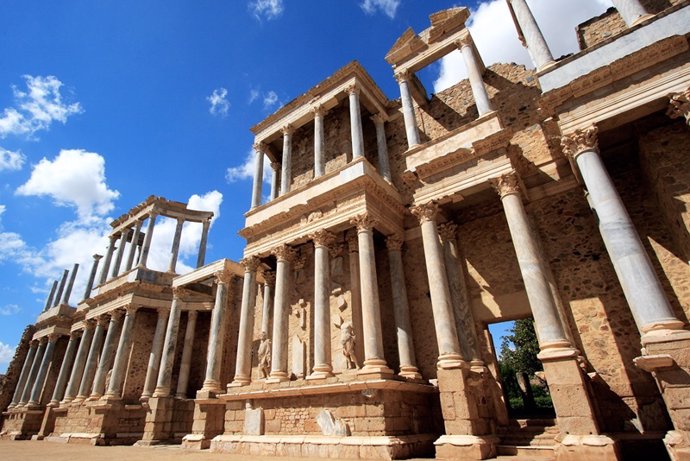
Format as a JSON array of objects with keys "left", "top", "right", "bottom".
[
  {"left": 249, "top": 0, "right": 284, "bottom": 20},
  {"left": 249, "top": 88, "right": 260, "bottom": 104},
  {"left": 0, "top": 342, "right": 14, "bottom": 369},
  {"left": 0, "top": 75, "right": 82, "bottom": 138},
  {"left": 0, "top": 304, "right": 20, "bottom": 316},
  {"left": 226, "top": 149, "right": 272, "bottom": 183},
  {"left": 360, "top": 0, "right": 400, "bottom": 19},
  {"left": 0, "top": 147, "right": 25, "bottom": 171},
  {"left": 207, "top": 87, "right": 229, "bottom": 117},
  {"left": 433, "top": 0, "right": 613, "bottom": 92},
  {"left": 0, "top": 204, "right": 5, "bottom": 216},
  {"left": 263, "top": 90, "right": 279, "bottom": 109},
  {"left": 16, "top": 149, "right": 120, "bottom": 221}
]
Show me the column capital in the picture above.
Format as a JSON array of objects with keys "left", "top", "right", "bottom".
[
  {"left": 125, "top": 305, "right": 139, "bottom": 315},
  {"left": 271, "top": 244, "right": 297, "bottom": 263},
  {"left": 454, "top": 35, "right": 473, "bottom": 49},
  {"left": 438, "top": 222, "right": 458, "bottom": 242},
  {"left": 281, "top": 124, "right": 294, "bottom": 136},
  {"left": 350, "top": 213, "right": 377, "bottom": 232},
  {"left": 385, "top": 234, "right": 404, "bottom": 251},
  {"left": 187, "top": 309, "right": 198, "bottom": 320},
  {"left": 69, "top": 330, "right": 82, "bottom": 340},
  {"left": 561, "top": 125, "right": 600, "bottom": 159},
  {"left": 38, "top": 336, "right": 49, "bottom": 345},
  {"left": 110, "top": 309, "right": 125, "bottom": 322},
  {"left": 96, "top": 315, "right": 111, "bottom": 327},
  {"left": 328, "top": 243, "right": 344, "bottom": 259},
  {"left": 490, "top": 171, "right": 522, "bottom": 199},
  {"left": 310, "top": 229, "right": 336, "bottom": 249},
  {"left": 345, "top": 83, "right": 360, "bottom": 96},
  {"left": 157, "top": 306, "right": 170, "bottom": 318},
  {"left": 262, "top": 270, "right": 276, "bottom": 287},
  {"left": 253, "top": 141, "right": 269, "bottom": 154},
  {"left": 214, "top": 270, "right": 233, "bottom": 286},
  {"left": 83, "top": 318, "right": 97, "bottom": 330},
  {"left": 172, "top": 286, "right": 186, "bottom": 298},
  {"left": 346, "top": 231, "right": 359, "bottom": 253},
  {"left": 410, "top": 201, "right": 439, "bottom": 224},
  {"left": 394, "top": 69, "right": 411, "bottom": 84},
  {"left": 241, "top": 256, "right": 261, "bottom": 272},
  {"left": 47, "top": 333, "right": 61, "bottom": 343},
  {"left": 92, "top": 253, "right": 103, "bottom": 261},
  {"left": 370, "top": 113, "right": 386, "bottom": 125},
  {"left": 311, "top": 104, "right": 327, "bottom": 118},
  {"left": 148, "top": 210, "right": 159, "bottom": 220},
  {"left": 667, "top": 88, "right": 690, "bottom": 125}
]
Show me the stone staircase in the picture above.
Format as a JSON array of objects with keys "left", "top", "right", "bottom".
[{"left": 496, "top": 418, "right": 558, "bottom": 459}]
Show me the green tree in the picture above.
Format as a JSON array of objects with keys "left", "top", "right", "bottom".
[{"left": 499, "top": 318, "right": 542, "bottom": 376}]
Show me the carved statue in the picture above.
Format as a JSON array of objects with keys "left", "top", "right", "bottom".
[
  {"left": 258, "top": 331, "right": 272, "bottom": 378},
  {"left": 340, "top": 322, "right": 358, "bottom": 369}
]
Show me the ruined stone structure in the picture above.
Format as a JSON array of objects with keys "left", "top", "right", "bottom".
[{"left": 2, "top": 2, "right": 690, "bottom": 460}]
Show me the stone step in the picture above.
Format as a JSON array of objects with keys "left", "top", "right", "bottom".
[{"left": 497, "top": 444, "right": 555, "bottom": 459}]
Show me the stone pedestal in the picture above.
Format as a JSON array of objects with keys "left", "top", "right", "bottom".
[
  {"left": 137, "top": 395, "right": 175, "bottom": 445},
  {"left": 183, "top": 402, "right": 225, "bottom": 450}
]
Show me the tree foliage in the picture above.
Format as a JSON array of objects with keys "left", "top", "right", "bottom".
[{"left": 499, "top": 318, "right": 542, "bottom": 376}]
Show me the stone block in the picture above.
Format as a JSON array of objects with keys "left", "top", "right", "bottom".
[{"left": 243, "top": 408, "right": 264, "bottom": 435}]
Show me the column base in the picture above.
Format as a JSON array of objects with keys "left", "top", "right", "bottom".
[
  {"left": 641, "top": 326, "right": 690, "bottom": 345},
  {"left": 227, "top": 377, "right": 250, "bottom": 388},
  {"left": 399, "top": 365, "right": 422, "bottom": 380},
  {"left": 152, "top": 385, "right": 171, "bottom": 398},
  {"left": 266, "top": 371, "right": 290, "bottom": 383},
  {"left": 436, "top": 353, "right": 467, "bottom": 370},
  {"left": 306, "top": 369, "right": 334, "bottom": 380},
  {"left": 555, "top": 435, "right": 620, "bottom": 461},
  {"left": 435, "top": 435, "right": 499, "bottom": 460}
]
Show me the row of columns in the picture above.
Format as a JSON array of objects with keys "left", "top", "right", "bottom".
[{"left": 42, "top": 264, "right": 80, "bottom": 312}]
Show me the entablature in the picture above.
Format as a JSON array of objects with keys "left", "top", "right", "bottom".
[{"left": 110, "top": 195, "right": 213, "bottom": 237}]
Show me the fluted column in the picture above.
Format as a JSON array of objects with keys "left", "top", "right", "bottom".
[
  {"left": 168, "top": 218, "right": 184, "bottom": 273},
  {"left": 105, "top": 306, "right": 138, "bottom": 399},
  {"left": 154, "top": 294, "right": 182, "bottom": 397},
  {"left": 280, "top": 125, "right": 293, "bottom": 196},
  {"left": 111, "top": 230, "right": 128, "bottom": 278},
  {"left": 507, "top": 0, "right": 554, "bottom": 70},
  {"left": 99, "top": 236, "right": 117, "bottom": 285},
  {"left": 309, "top": 230, "right": 335, "bottom": 379},
  {"left": 612, "top": 0, "right": 650, "bottom": 26},
  {"left": 141, "top": 307, "right": 170, "bottom": 399},
  {"left": 270, "top": 162, "right": 280, "bottom": 200},
  {"left": 269, "top": 245, "right": 296, "bottom": 382},
  {"left": 62, "top": 263, "right": 79, "bottom": 305},
  {"left": 260, "top": 271, "right": 275, "bottom": 338},
  {"left": 175, "top": 310, "right": 197, "bottom": 398},
  {"left": 28, "top": 334, "right": 59, "bottom": 406},
  {"left": 76, "top": 317, "right": 107, "bottom": 400},
  {"left": 372, "top": 114, "right": 392, "bottom": 182},
  {"left": 457, "top": 36, "right": 494, "bottom": 117},
  {"left": 231, "top": 257, "right": 260, "bottom": 386},
  {"left": 43, "top": 281, "right": 58, "bottom": 312},
  {"left": 53, "top": 269, "right": 69, "bottom": 308},
  {"left": 251, "top": 143, "right": 266, "bottom": 209},
  {"left": 562, "top": 127, "right": 686, "bottom": 342},
  {"left": 347, "top": 232, "right": 365, "bottom": 366},
  {"left": 125, "top": 220, "right": 143, "bottom": 271},
  {"left": 139, "top": 213, "right": 158, "bottom": 268},
  {"left": 411, "top": 203, "right": 464, "bottom": 369},
  {"left": 350, "top": 214, "right": 392, "bottom": 375},
  {"left": 90, "top": 311, "right": 124, "bottom": 399},
  {"left": 395, "top": 71, "right": 421, "bottom": 148},
  {"left": 63, "top": 320, "right": 95, "bottom": 403},
  {"left": 83, "top": 254, "right": 102, "bottom": 300},
  {"left": 202, "top": 271, "right": 231, "bottom": 392},
  {"left": 197, "top": 219, "right": 210, "bottom": 268},
  {"left": 19, "top": 338, "right": 46, "bottom": 405},
  {"left": 49, "top": 331, "right": 80, "bottom": 405},
  {"left": 385, "top": 235, "right": 421, "bottom": 379},
  {"left": 9, "top": 340, "right": 38, "bottom": 408},
  {"left": 347, "top": 84, "right": 365, "bottom": 159},
  {"left": 313, "top": 106, "right": 326, "bottom": 178}
]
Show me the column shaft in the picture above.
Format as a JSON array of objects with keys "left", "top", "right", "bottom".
[
  {"left": 43, "top": 281, "right": 58, "bottom": 312},
  {"left": 396, "top": 74, "right": 421, "bottom": 148},
  {"left": 347, "top": 234, "right": 365, "bottom": 368},
  {"left": 63, "top": 323, "right": 94, "bottom": 402},
  {"left": 139, "top": 214, "right": 158, "bottom": 268},
  {"left": 9, "top": 341, "right": 37, "bottom": 407},
  {"left": 168, "top": 218, "right": 184, "bottom": 273},
  {"left": 105, "top": 308, "right": 138, "bottom": 398},
  {"left": 232, "top": 258, "right": 259, "bottom": 385},
  {"left": 141, "top": 309, "right": 169, "bottom": 399},
  {"left": 53, "top": 269, "right": 69, "bottom": 308},
  {"left": 260, "top": 273, "right": 275, "bottom": 337},
  {"left": 125, "top": 220, "right": 143, "bottom": 271},
  {"left": 99, "top": 237, "right": 117, "bottom": 285},
  {"left": 251, "top": 146, "right": 265, "bottom": 209},
  {"left": 175, "top": 311, "right": 197, "bottom": 398},
  {"left": 29, "top": 336, "right": 58, "bottom": 405},
  {"left": 459, "top": 40, "right": 493, "bottom": 116},
  {"left": 154, "top": 298, "right": 181, "bottom": 397},
  {"left": 50, "top": 333, "right": 79, "bottom": 404},
  {"left": 62, "top": 263, "right": 79, "bottom": 305},
  {"left": 280, "top": 128, "right": 293, "bottom": 195},
  {"left": 203, "top": 275, "right": 229, "bottom": 391},
  {"left": 19, "top": 340, "right": 46, "bottom": 405},
  {"left": 270, "top": 162, "right": 279, "bottom": 200},
  {"left": 348, "top": 87, "right": 365, "bottom": 159},
  {"left": 83, "top": 255, "right": 102, "bottom": 300},
  {"left": 612, "top": 0, "right": 649, "bottom": 26},
  {"left": 314, "top": 108, "right": 325, "bottom": 178},
  {"left": 90, "top": 313, "right": 124, "bottom": 398},
  {"left": 310, "top": 231, "right": 334, "bottom": 378},
  {"left": 508, "top": 0, "right": 554, "bottom": 70},
  {"left": 197, "top": 220, "right": 210, "bottom": 268},
  {"left": 111, "top": 231, "right": 128, "bottom": 278},
  {"left": 77, "top": 320, "right": 106, "bottom": 399},
  {"left": 269, "top": 246, "right": 293, "bottom": 381},
  {"left": 373, "top": 116, "right": 392, "bottom": 181}
]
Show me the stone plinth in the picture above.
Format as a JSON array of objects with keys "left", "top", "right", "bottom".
[
  {"left": 182, "top": 400, "right": 225, "bottom": 450},
  {"left": 136, "top": 396, "right": 175, "bottom": 445},
  {"left": 0, "top": 407, "right": 45, "bottom": 440}
]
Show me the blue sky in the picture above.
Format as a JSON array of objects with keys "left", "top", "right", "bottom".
[{"left": 0, "top": 0, "right": 612, "bottom": 371}]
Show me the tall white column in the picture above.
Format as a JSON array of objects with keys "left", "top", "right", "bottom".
[
  {"left": 90, "top": 311, "right": 124, "bottom": 399},
  {"left": 395, "top": 71, "right": 421, "bottom": 148},
  {"left": 202, "top": 272, "right": 231, "bottom": 392},
  {"left": 508, "top": 0, "right": 554, "bottom": 70},
  {"left": 63, "top": 321, "right": 95, "bottom": 403},
  {"left": 53, "top": 269, "right": 69, "bottom": 308},
  {"left": 313, "top": 106, "right": 326, "bottom": 178},
  {"left": 154, "top": 295, "right": 182, "bottom": 397},
  {"left": 269, "top": 245, "right": 296, "bottom": 382},
  {"left": 251, "top": 143, "right": 265, "bottom": 209},
  {"left": 168, "top": 218, "right": 184, "bottom": 273},
  {"left": 231, "top": 257, "right": 259, "bottom": 386},
  {"left": 139, "top": 213, "right": 158, "bottom": 268},
  {"left": 125, "top": 220, "right": 143, "bottom": 272},
  {"left": 76, "top": 317, "right": 107, "bottom": 400},
  {"left": 260, "top": 271, "right": 275, "bottom": 337},
  {"left": 611, "top": 0, "right": 650, "bottom": 26},
  {"left": 347, "top": 233, "right": 365, "bottom": 367},
  {"left": 62, "top": 263, "right": 79, "bottom": 305},
  {"left": 43, "top": 281, "right": 58, "bottom": 312},
  {"left": 19, "top": 338, "right": 46, "bottom": 405},
  {"left": 347, "top": 84, "right": 365, "bottom": 159},
  {"left": 371, "top": 114, "right": 392, "bottom": 182},
  {"left": 197, "top": 219, "right": 210, "bottom": 268},
  {"left": 111, "top": 230, "right": 128, "bottom": 278},
  {"left": 141, "top": 307, "right": 170, "bottom": 399},
  {"left": 457, "top": 36, "right": 494, "bottom": 117},
  {"left": 270, "top": 162, "right": 280, "bottom": 200},
  {"left": 49, "top": 331, "right": 80, "bottom": 405},
  {"left": 9, "top": 340, "right": 38, "bottom": 407},
  {"left": 105, "top": 306, "right": 138, "bottom": 399},
  {"left": 83, "top": 255, "right": 102, "bottom": 300},
  {"left": 28, "top": 334, "right": 59, "bottom": 406},
  {"left": 175, "top": 310, "right": 197, "bottom": 398},
  {"left": 309, "top": 230, "right": 335, "bottom": 379},
  {"left": 99, "top": 236, "right": 117, "bottom": 285},
  {"left": 562, "top": 127, "right": 686, "bottom": 342},
  {"left": 280, "top": 125, "right": 293, "bottom": 196},
  {"left": 411, "top": 203, "right": 464, "bottom": 369}
]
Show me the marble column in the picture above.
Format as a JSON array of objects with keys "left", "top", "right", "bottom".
[
  {"left": 99, "top": 236, "right": 117, "bottom": 285},
  {"left": 347, "top": 232, "right": 365, "bottom": 366},
  {"left": 309, "top": 230, "right": 335, "bottom": 379},
  {"left": 350, "top": 214, "right": 392, "bottom": 375},
  {"left": 49, "top": 331, "right": 80, "bottom": 405},
  {"left": 53, "top": 269, "right": 69, "bottom": 308},
  {"left": 43, "top": 281, "right": 58, "bottom": 312},
  {"left": 139, "top": 213, "right": 158, "bottom": 268},
  {"left": 612, "top": 0, "right": 650, "bottom": 26},
  {"left": 385, "top": 235, "right": 421, "bottom": 379},
  {"left": 231, "top": 257, "right": 260, "bottom": 386},
  {"left": 562, "top": 127, "right": 685, "bottom": 341},
  {"left": 260, "top": 271, "right": 275, "bottom": 338},
  {"left": 372, "top": 114, "right": 392, "bottom": 182},
  {"left": 141, "top": 308, "right": 170, "bottom": 399},
  {"left": 28, "top": 334, "right": 59, "bottom": 406},
  {"left": 168, "top": 218, "right": 184, "bottom": 273},
  {"left": 280, "top": 125, "right": 293, "bottom": 196},
  {"left": 90, "top": 311, "right": 124, "bottom": 399},
  {"left": 197, "top": 219, "right": 210, "bottom": 268},
  {"left": 411, "top": 203, "right": 464, "bottom": 369},
  {"left": 269, "top": 245, "right": 296, "bottom": 382},
  {"left": 19, "top": 338, "right": 46, "bottom": 405},
  {"left": 76, "top": 317, "right": 107, "bottom": 400},
  {"left": 111, "top": 230, "right": 128, "bottom": 278},
  {"left": 313, "top": 106, "right": 326, "bottom": 178},
  {"left": 508, "top": 0, "right": 554, "bottom": 70},
  {"left": 125, "top": 220, "right": 143, "bottom": 271},
  {"left": 457, "top": 36, "right": 494, "bottom": 117},
  {"left": 347, "top": 84, "right": 365, "bottom": 160},
  {"left": 270, "top": 162, "right": 280, "bottom": 200},
  {"left": 202, "top": 272, "right": 231, "bottom": 392},
  {"left": 395, "top": 71, "right": 421, "bottom": 148},
  {"left": 175, "top": 310, "right": 197, "bottom": 398},
  {"left": 62, "top": 263, "right": 79, "bottom": 305},
  {"left": 251, "top": 143, "right": 265, "bottom": 209},
  {"left": 9, "top": 340, "right": 38, "bottom": 408},
  {"left": 105, "top": 306, "right": 138, "bottom": 399},
  {"left": 63, "top": 320, "right": 95, "bottom": 403},
  {"left": 154, "top": 294, "right": 182, "bottom": 397},
  {"left": 84, "top": 255, "right": 103, "bottom": 300}
]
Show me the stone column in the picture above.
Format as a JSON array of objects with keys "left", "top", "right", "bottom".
[
  {"left": 372, "top": 114, "right": 392, "bottom": 182},
  {"left": 508, "top": 0, "right": 554, "bottom": 70},
  {"left": 19, "top": 338, "right": 46, "bottom": 405},
  {"left": 385, "top": 235, "right": 421, "bottom": 379},
  {"left": 270, "top": 162, "right": 280, "bottom": 200},
  {"left": 105, "top": 306, "right": 138, "bottom": 399},
  {"left": 168, "top": 218, "right": 185, "bottom": 273},
  {"left": 313, "top": 106, "right": 326, "bottom": 178},
  {"left": 49, "top": 331, "right": 80, "bottom": 405},
  {"left": 125, "top": 220, "right": 143, "bottom": 271},
  {"left": 457, "top": 36, "right": 494, "bottom": 117},
  {"left": 53, "top": 269, "right": 69, "bottom": 308},
  {"left": 347, "top": 232, "right": 365, "bottom": 367},
  {"left": 280, "top": 125, "right": 293, "bottom": 196},
  {"left": 141, "top": 308, "right": 170, "bottom": 399},
  {"left": 43, "top": 281, "right": 58, "bottom": 312},
  {"left": 28, "top": 334, "right": 59, "bottom": 406},
  {"left": 62, "top": 263, "right": 79, "bottom": 305},
  {"left": 395, "top": 70, "right": 421, "bottom": 148},
  {"left": 99, "top": 236, "right": 117, "bottom": 285},
  {"left": 562, "top": 127, "right": 685, "bottom": 341},
  {"left": 230, "top": 257, "right": 260, "bottom": 386},
  {"left": 83, "top": 255, "right": 103, "bottom": 300},
  {"left": 197, "top": 219, "right": 210, "bottom": 268},
  {"left": 350, "top": 214, "right": 392, "bottom": 375},
  {"left": 63, "top": 320, "right": 95, "bottom": 403},
  {"left": 76, "top": 317, "right": 107, "bottom": 400},
  {"left": 612, "top": 0, "right": 650, "bottom": 26},
  {"left": 154, "top": 294, "right": 182, "bottom": 397},
  {"left": 175, "top": 310, "right": 197, "bottom": 398},
  {"left": 111, "top": 230, "right": 128, "bottom": 278},
  {"left": 347, "top": 84, "right": 365, "bottom": 159},
  {"left": 201, "top": 272, "right": 231, "bottom": 393},
  {"left": 251, "top": 143, "right": 265, "bottom": 209},
  {"left": 90, "top": 311, "right": 124, "bottom": 399},
  {"left": 309, "top": 230, "right": 335, "bottom": 379},
  {"left": 411, "top": 203, "right": 464, "bottom": 369},
  {"left": 260, "top": 271, "right": 275, "bottom": 338},
  {"left": 9, "top": 340, "right": 38, "bottom": 407},
  {"left": 139, "top": 213, "right": 158, "bottom": 268},
  {"left": 268, "top": 245, "right": 296, "bottom": 382}
]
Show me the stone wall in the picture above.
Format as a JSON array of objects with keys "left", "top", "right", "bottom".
[
  {"left": 123, "top": 310, "right": 157, "bottom": 402},
  {"left": 0, "top": 324, "right": 35, "bottom": 422}
]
